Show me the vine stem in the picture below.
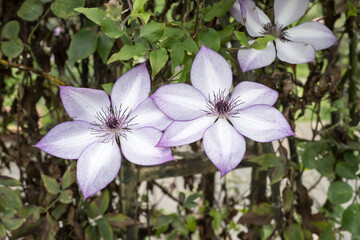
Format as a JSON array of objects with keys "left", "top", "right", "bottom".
[
  {"left": 0, "top": 59, "right": 66, "bottom": 86},
  {"left": 193, "top": 0, "right": 200, "bottom": 36},
  {"left": 348, "top": 16, "right": 358, "bottom": 118}
]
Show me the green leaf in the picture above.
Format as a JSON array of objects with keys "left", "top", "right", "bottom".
[
  {"left": 183, "top": 38, "right": 199, "bottom": 54},
  {"left": 97, "top": 219, "right": 113, "bottom": 240},
  {"left": 251, "top": 35, "right": 276, "bottom": 50},
  {"left": 248, "top": 154, "right": 284, "bottom": 171},
  {"left": 19, "top": 205, "right": 41, "bottom": 220},
  {"left": 284, "top": 223, "right": 304, "bottom": 240},
  {"left": 0, "top": 223, "right": 5, "bottom": 237},
  {"left": 102, "top": 83, "right": 114, "bottom": 95},
  {"left": 1, "top": 38, "right": 24, "bottom": 58},
  {"left": 184, "top": 193, "right": 201, "bottom": 209},
  {"left": 327, "top": 181, "right": 353, "bottom": 204},
  {"left": 0, "top": 176, "right": 21, "bottom": 187},
  {"left": 336, "top": 162, "right": 357, "bottom": 179},
  {"left": 87, "top": 190, "right": 110, "bottom": 218},
  {"left": 154, "top": 215, "right": 172, "bottom": 230},
  {"left": 85, "top": 225, "right": 97, "bottom": 240},
  {"left": 17, "top": 0, "right": 43, "bottom": 21},
  {"left": 41, "top": 174, "right": 61, "bottom": 195},
  {"left": 198, "top": 29, "right": 220, "bottom": 51},
  {"left": 270, "top": 164, "right": 285, "bottom": 185},
  {"left": 1, "top": 217, "right": 24, "bottom": 231},
  {"left": 41, "top": 0, "right": 53, "bottom": 2},
  {"left": 344, "top": 152, "right": 360, "bottom": 165},
  {"left": 61, "top": 167, "right": 76, "bottom": 190},
  {"left": 59, "top": 190, "right": 73, "bottom": 204},
  {"left": 150, "top": 48, "right": 168, "bottom": 77},
  {"left": 51, "top": 204, "right": 67, "bottom": 219},
  {"left": 130, "top": 0, "right": 150, "bottom": 24},
  {"left": 169, "top": 44, "right": 185, "bottom": 73},
  {"left": 186, "top": 215, "right": 196, "bottom": 232},
  {"left": 51, "top": 0, "right": 84, "bottom": 19},
  {"left": 75, "top": 7, "right": 125, "bottom": 39},
  {"left": 0, "top": 186, "right": 22, "bottom": 210},
  {"left": 342, "top": 204, "right": 360, "bottom": 235},
  {"left": 301, "top": 141, "right": 327, "bottom": 169},
  {"left": 140, "top": 21, "right": 165, "bottom": 42},
  {"left": 107, "top": 43, "right": 148, "bottom": 63},
  {"left": 315, "top": 154, "right": 335, "bottom": 178},
  {"left": 162, "top": 27, "right": 185, "bottom": 39},
  {"left": 97, "top": 33, "right": 115, "bottom": 64},
  {"left": 218, "top": 23, "right": 235, "bottom": 46},
  {"left": 209, "top": 209, "right": 221, "bottom": 232},
  {"left": 1, "top": 21, "right": 20, "bottom": 39},
  {"left": 203, "top": 0, "right": 236, "bottom": 22},
  {"left": 234, "top": 31, "right": 250, "bottom": 47},
  {"left": 283, "top": 185, "right": 294, "bottom": 212},
  {"left": 68, "top": 28, "right": 98, "bottom": 65}
]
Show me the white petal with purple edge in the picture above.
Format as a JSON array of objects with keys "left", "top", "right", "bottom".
[
  {"left": 77, "top": 141, "right": 121, "bottom": 199},
  {"left": 157, "top": 115, "right": 216, "bottom": 147},
  {"left": 191, "top": 45, "right": 232, "bottom": 98},
  {"left": 120, "top": 127, "right": 174, "bottom": 166},
  {"left": 274, "top": 0, "right": 309, "bottom": 28},
  {"left": 230, "top": 105, "right": 294, "bottom": 142},
  {"left": 152, "top": 83, "right": 207, "bottom": 121},
  {"left": 203, "top": 119, "right": 246, "bottom": 177},
  {"left": 238, "top": 0, "right": 256, "bottom": 20},
  {"left": 285, "top": 21, "right": 337, "bottom": 50},
  {"left": 229, "top": 0, "right": 244, "bottom": 25},
  {"left": 60, "top": 86, "right": 110, "bottom": 123},
  {"left": 275, "top": 39, "right": 315, "bottom": 64},
  {"left": 244, "top": 5, "right": 269, "bottom": 37},
  {"left": 237, "top": 40, "right": 276, "bottom": 72},
  {"left": 231, "top": 81, "right": 278, "bottom": 109},
  {"left": 111, "top": 63, "right": 151, "bottom": 112},
  {"left": 35, "top": 121, "right": 98, "bottom": 159},
  {"left": 131, "top": 98, "right": 172, "bottom": 131}
]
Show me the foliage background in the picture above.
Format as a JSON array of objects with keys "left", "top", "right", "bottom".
[{"left": 0, "top": 0, "right": 360, "bottom": 239}]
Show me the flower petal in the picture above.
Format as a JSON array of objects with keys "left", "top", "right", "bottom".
[
  {"left": 60, "top": 86, "right": 110, "bottom": 123},
  {"left": 131, "top": 98, "right": 172, "bottom": 131},
  {"left": 231, "top": 81, "right": 278, "bottom": 109},
  {"left": 151, "top": 83, "right": 207, "bottom": 121},
  {"left": 77, "top": 141, "right": 121, "bottom": 199},
  {"left": 230, "top": 105, "right": 294, "bottom": 142},
  {"left": 191, "top": 45, "right": 233, "bottom": 98},
  {"left": 111, "top": 63, "right": 151, "bottom": 111},
  {"left": 274, "top": 0, "right": 309, "bottom": 28},
  {"left": 34, "top": 121, "right": 98, "bottom": 159},
  {"left": 229, "top": 0, "right": 244, "bottom": 24},
  {"left": 203, "top": 119, "right": 246, "bottom": 177},
  {"left": 244, "top": 5, "right": 270, "bottom": 37},
  {"left": 157, "top": 115, "right": 216, "bottom": 147},
  {"left": 120, "top": 127, "right": 174, "bottom": 166},
  {"left": 237, "top": 40, "right": 276, "bottom": 72},
  {"left": 285, "top": 21, "right": 337, "bottom": 50},
  {"left": 275, "top": 39, "right": 315, "bottom": 64}
]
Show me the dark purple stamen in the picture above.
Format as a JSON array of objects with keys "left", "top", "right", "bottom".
[
  {"left": 91, "top": 106, "right": 137, "bottom": 143},
  {"left": 263, "top": 23, "right": 287, "bottom": 40},
  {"left": 205, "top": 90, "right": 243, "bottom": 118}
]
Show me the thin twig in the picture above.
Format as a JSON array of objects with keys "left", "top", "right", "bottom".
[
  {"left": 0, "top": 59, "right": 66, "bottom": 86},
  {"left": 193, "top": 0, "right": 200, "bottom": 36}
]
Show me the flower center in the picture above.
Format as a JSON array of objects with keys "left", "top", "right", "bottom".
[
  {"left": 92, "top": 106, "right": 137, "bottom": 143},
  {"left": 205, "top": 90, "right": 242, "bottom": 118},
  {"left": 263, "top": 23, "right": 286, "bottom": 39},
  {"left": 106, "top": 116, "right": 120, "bottom": 129}
]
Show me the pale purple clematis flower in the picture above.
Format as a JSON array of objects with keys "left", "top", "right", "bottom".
[
  {"left": 235, "top": 0, "right": 337, "bottom": 72},
  {"left": 35, "top": 63, "right": 174, "bottom": 199},
  {"left": 152, "top": 45, "right": 294, "bottom": 177}
]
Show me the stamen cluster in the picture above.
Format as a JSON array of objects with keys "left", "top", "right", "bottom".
[
  {"left": 205, "top": 90, "right": 242, "bottom": 118},
  {"left": 92, "top": 106, "right": 137, "bottom": 143},
  {"left": 263, "top": 23, "right": 287, "bottom": 40}
]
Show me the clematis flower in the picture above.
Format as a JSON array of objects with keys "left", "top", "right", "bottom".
[
  {"left": 234, "top": 0, "right": 337, "bottom": 72},
  {"left": 152, "top": 45, "right": 294, "bottom": 177},
  {"left": 35, "top": 63, "right": 174, "bottom": 199}
]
